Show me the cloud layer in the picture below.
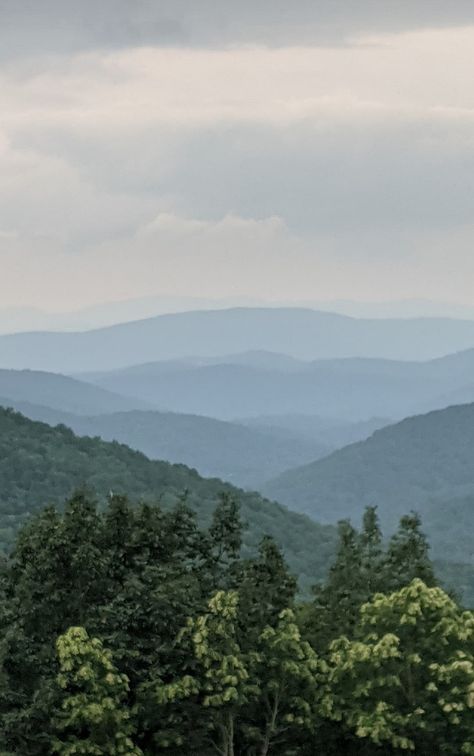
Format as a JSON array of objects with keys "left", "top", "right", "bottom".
[
  {"left": 1, "top": 9, "right": 474, "bottom": 311},
  {"left": 3, "top": 1, "right": 474, "bottom": 54}
]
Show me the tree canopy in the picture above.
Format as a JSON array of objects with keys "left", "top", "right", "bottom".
[{"left": 0, "top": 491, "right": 472, "bottom": 754}]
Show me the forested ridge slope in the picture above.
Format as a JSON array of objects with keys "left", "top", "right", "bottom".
[
  {"left": 263, "top": 402, "right": 474, "bottom": 565},
  {"left": 0, "top": 407, "right": 336, "bottom": 588},
  {"left": 0, "top": 401, "right": 329, "bottom": 488}
]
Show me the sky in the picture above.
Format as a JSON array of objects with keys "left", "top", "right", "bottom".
[{"left": 2, "top": 1, "right": 474, "bottom": 314}]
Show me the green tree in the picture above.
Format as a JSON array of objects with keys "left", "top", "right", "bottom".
[
  {"left": 302, "top": 508, "right": 437, "bottom": 653},
  {"left": 0, "top": 492, "right": 228, "bottom": 754},
  {"left": 236, "top": 536, "right": 297, "bottom": 648},
  {"left": 154, "top": 591, "right": 252, "bottom": 756},
  {"left": 359, "top": 507, "right": 384, "bottom": 595},
  {"left": 54, "top": 626, "right": 142, "bottom": 755},
  {"left": 248, "top": 608, "right": 320, "bottom": 756},
  {"left": 383, "top": 512, "right": 435, "bottom": 593},
  {"left": 302, "top": 519, "right": 366, "bottom": 650},
  {"left": 322, "top": 579, "right": 474, "bottom": 754}
]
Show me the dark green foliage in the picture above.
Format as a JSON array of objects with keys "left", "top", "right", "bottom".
[
  {"left": 383, "top": 512, "right": 436, "bottom": 593},
  {"left": 301, "top": 507, "right": 436, "bottom": 651},
  {"left": 0, "top": 407, "right": 337, "bottom": 588},
  {"left": 0, "top": 491, "right": 307, "bottom": 754},
  {"left": 0, "top": 492, "right": 247, "bottom": 753},
  {"left": 235, "top": 536, "right": 298, "bottom": 645}
]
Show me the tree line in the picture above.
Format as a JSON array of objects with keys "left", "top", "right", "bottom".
[{"left": 0, "top": 491, "right": 472, "bottom": 754}]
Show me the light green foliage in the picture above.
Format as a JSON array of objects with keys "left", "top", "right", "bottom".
[
  {"left": 156, "top": 591, "right": 252, "bottom": 756},
  {"left": 249, "top": 608, "right": 320, "bottom": 755},
  {"left": 190, "top": 591, "right": 251, "bottom": 708},
  {"left": 322, "top": 579, "right": 474, "bottom": 753},
  {"left": 54, "top": 627, "right": 142, "bottom": 755},
  {"left": 154, "top": 593, "right": 320, "bottom": 755}
]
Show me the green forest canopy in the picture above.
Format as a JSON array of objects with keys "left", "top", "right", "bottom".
[{"left": 0, "top": 492, "right": 472, "bottom": 755}]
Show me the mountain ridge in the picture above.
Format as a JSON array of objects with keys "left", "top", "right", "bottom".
[
  {"left": 0, "top": 405, "right": 338, "bottom": 590},
  {"left": 262, "top": 401, "right": 474, "bottom": 565},
  {"left": 79, "top": 346, "right": 474, "bottom": 421},
  {"left": 0, "top": 399, "right": 331, "bottom": 488},
  {"left": 5, "top": 307, "right": 474, "bottom": 372}
]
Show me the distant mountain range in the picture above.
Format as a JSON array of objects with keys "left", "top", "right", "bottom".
[
  {"left": 5, "top": 308, "right": 474, "bottom": 372},
  {"left": 4, "top": 298, "right": 474, "bottom": 335},
  {"left": 262, "top": 402, "right": 474, "bottom": 566},
  {"left": 81, "top": 347, "right": 474, "bottom": 421}
]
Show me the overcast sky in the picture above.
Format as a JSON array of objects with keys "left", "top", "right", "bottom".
[{"left": 2, "top": 1, "right": 474, "bottom": 312}]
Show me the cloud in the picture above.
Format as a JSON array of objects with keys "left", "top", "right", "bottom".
[
  {"left": 3, "top": 34, "right": 474, "bottom": 243},
  {"left": 1, "top": 23, "right": 474, "bottom": 309},
  {"left": 2, "top": 0, "right": 474, "bottom": 58}
]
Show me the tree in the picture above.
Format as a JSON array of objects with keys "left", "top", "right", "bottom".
[
  {"left": 54, "top": 627, "right": 142, "bottom": 755},
  {"left": 207, "top": 494, "right": 243, "bottom": 590},
  {"left": 322, "top": 579, "right": 474, "bottom": 754},
  {"left": 302, "top": 508, "right": 438, "bottom": 653},
  {"left": 383, "top": 513, "right": 435, "bottom": 593},
  {"left": 0, "top": 493, "right": 248, "bottom": 755},
  {"left": 359, "top": 507, "right": 384, "bottom": 595},
  {"left": 236, "top": 537, "right": 297, "bottom": 648},
  {"left": 247, "top": 608, "right": 320, "bottom": 756},
  {"left": 153, "top": 591, "right": 252, "bottom": 756},
  {"left": 302, "top": 519, "right": 366, "bottom": 650}
]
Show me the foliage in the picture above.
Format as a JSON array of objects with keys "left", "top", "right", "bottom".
[
  {"left": 151, "top": 593, "right": 321, "bottom": 756},
  {"left": 54, "top": 627, "right": 142, "bottom": 755},
  {"left": 301, "top": 507, "right": 435, "bottom": 651},
  {"left": 0, "top": 488, "right": 472, "bottom": 754},
  {"left": 0, "top": 492, "right": 240, "bottom": 754},
  {"left": 248, "top": 608, "right": 320, "bottom": 756},
  {"left": 383, "top": 512, "right": 436, "bottom": 593},
  {"left": 154, "top": 591, "right": 253, "bottom": 756},
  {"left": 322, "top": 579, "right": 474, "bottom": 754}
]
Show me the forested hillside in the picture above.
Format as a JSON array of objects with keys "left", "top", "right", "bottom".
[
  {"left": 263, "top": 402, "right": 474, "bottom": 564},
  {"left": 0, "top": 407, "right": 336, "bottom": 589},
  {"left": 0, "top": 401, "right": 330, "bottom": 488},
  {"left": 0, "top": 405, "right": 472, "bottom": 603}
]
